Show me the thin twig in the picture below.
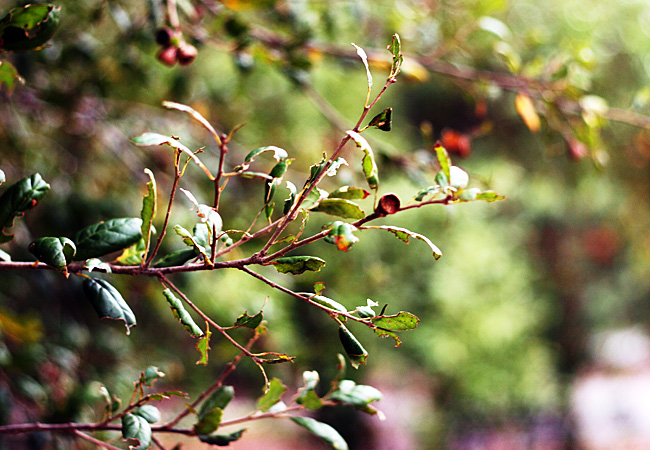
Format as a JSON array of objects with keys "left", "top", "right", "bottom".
[{"left": 73, "top": 430, "right": 123, "bottom": 450}]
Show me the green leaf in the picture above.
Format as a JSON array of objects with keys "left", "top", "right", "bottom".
[
  {"left": 314, "top": 282, "right": 326, "bottom": 295},
  {"left": 356, "top": 299, "right": 378, "bottom": 318},
  {"left": 376, "top": 225, "right": 442, "bottom": 260},
  {"left": 300, "top": 188, "right": 327, "bottom": 211},
  {"left": 291, "top": 417, "right": 349, "bottom": 450},
  {"left": 28, "top": 237, "right": 75, "bottom": 275},
  {"left": 153, "top": 248, "right": 197, "bottom": 267},
  {"left": 347, "top": 131, "right": 379, "bottom": 190},
  {"left": 0, "top": 5, "right": 61, "bottom": 52},
  {"left": 162, "top": 289, "right": 204, "bottom": 337},
  {"left": 306, "top": 294, "right": 347, "bottom": 314},
  {"left": 330, "top": 379, "right": 382, "bottom": 406},
  {"left": 147, "top": 390, "right": 187, "bottom": 401},
  {"left": 388, "top": 33, "right": 403, "bottom": 78},
  {"left": 122, "top": 413, "right": 152, "bottom": 450},
  {"left": 313, "top": 199, "right": 365, "bottom": 219},
  {"left": 233, "top": 145, "right": 289, "bottom": 172},
  {"left": 323, "top": 221, "right": 359, "bottom": 252},
  {"left": 73, "top": 218, "right": 143, "bottom": 261},
  {"left": 296, "top": 371, "right": 323, "bottom": 410},
  {"left": 173, "top": 225, "right": 209, "bottom": 262},
  {"left": 82, "top": 278, "right": 136, "bottom": 334},
  {"left": 257, "top": 378, "right": 287, "bottom": 412},
  {"left": 194, "top": 407, "right": 223, "bottom": 435},
  {"left": 142, "top": 366, "right": 165, "bottom": 387},
  {"left": 0, "top": 61, "right": 24, "bottom": 93},
  {"left": 115, "top": 238, "right": 146, "bottom": 266},
  {"left": 368, "top": 107, "right": 392, "bottom": 131},
  {"left": 199, "top": 386, "right": 234, "bottom": 419},
  {"left": 85, "top": 258, "right": 111, "bottom": 273},
  {"left": 132, "top": 132, "right": 214, "bottom": 181},
  {"left": 458, "top": 190, "right": 505, "bottom": 202},
  {"left": 0, "top": 173, "right": 50, "bottom": 243},
  {"left": 283, "top": 180, "right": 297, "bottom": 215},
  {"left": 196, "top": 329, "right": 211, "bottom": 365},
  {"left": 338, "top": 324, "right": 368, "bottom": 369},
  {"left": 372, "top": 311, "right": 419, "bottom": 331},
  {"left": 328, "top": 186, "right": 370, "bottom": 200},
  {"left": 449, "top": 166, "right": 469, "bottom": 189},
  {"left": 234, "top": 311, "right": 264, "bottom": 329},
  {"left": 198, "top": 429, "right": 246, "bottom": 446},
  {"left": 140, "top": 169, "right": 157, "bottom": 263},
  {"left": 133, "top": 405, "right": 161, "bottom": 424},
  {"left": 415, "top": 186, "right": 439, "bottom": 201},
  {"left": 352, "top": 43, "right": 372, "bottom": 98},
  {"left": 434, "top": 142, "right": 451, "bottom": 183},
  {"left": 270, "top": 256, "right": 326, "bottom": 275}
]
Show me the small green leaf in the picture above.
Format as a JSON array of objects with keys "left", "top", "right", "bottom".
[
  {"left": 0, "top": 5, "right": 61, "bottom": 52},
  {"left": 376, "top": 226, "right": 442, "bottom": 260},
  {"left": 162, "top": 289, "right": 204, "bottom": 337},
  {"left": 233, "top": 146, "right": 289, "bottom": 172},
  {"left": 257, "top": 378, "right": 287, "bottom": 412},
  {"left": 0, "top": 61, "right": 24, "bottom": 93},
  {"left": 0, "top": 173, "right": 50, "bottom": 243},
  {"left": 330, "top": 379, "right": 382, "bottom": 406},
  {"left": 415, "top": 186, "right": 439, "bottom": 201},
  {"left": 194, "top": 386, "right": 234, "bottom": 435},
  {"left": 388, "top": 33, "right": 403, "bottom": 78},
  {"left": 323, "top": 221, "right": 359, "bottom": 252},
  {"left": 196, "top": 329, "right": 211, "bottom": 365},
  {"left": 133, "top": 405, "right": 161, "bottom": 424},
  {"left": 82, "top": 278, "right": 136, "bottom": 334},
  {"left": 269, "top": 159, "right": 292, "bottom": 179},
  {"left": 234, "top": 311, "right": 263, "bottom": 329},
  {"left": 314, "top": 282, "right": 325, "bottom": 295},
  {"left": 283, "top": 181, "right": 297, "bottom": 215},
  {"left": 306, "top": 294, "right": 347, "bottom": 314},
  {"left": 199, "top": 386, "right": 234, "bottom": 419},
  {"left": 347, "top": 131, "right": 379, "bottom": 191},
  {"left": 314, "top": 199, "right": 365, "bottom": 219},
  {"left": 356, "top": 299, "right": 378, "bottom": 318},
  {"left": 338, "top": 324, "right": 368, "bottom": 369},
  {"left": 352, "top": 43, "right": 372, "bottom": 99},
  {"left": 328, "top": 186, "right": 370, "bottom": 200},
  {"left": 194, "top": 409, "right": 224, "bottom": 436},
  {"left": 198, "top": 429, "right": 246, "bottom": 446},
  {"left": 460, "top": 190, "right": 505, "bottom": 202},
  {"left": 448, "top": 166, "right": 469, "bottom": 189},
  {"left": 147, "top": 390, "right": 188, "bottom": 401},
  {"left": 116, "top": 238, "right": 146, "bottom": 266},
  {"left": 434, "top": 142, "right": 451, "bottom": 183},
  {"left": 122, "top": 413, "right": 152, "bottom": 450},
  {"left": 142, "top": 366, "right": 165, "bottom": 387},
  {"left": 306, "top": 155, "right": 328, "bottom": 186},
  {"left": 300, "top": 188, "right": 328, "bottom": 211},
  {"left": 291, "top": 417, "right": 349, "bottom": 450},
  {"left": 173, "top": 225, "right": 209, "bottom": 262},
  {"left": 368, "top": 107, "right": 392, "bottom": 131},
  {"left": 74, "top": 218, "right": 143, "bottom": 261},
  {"left": 270, "top": 256, "right": 326, "bottom": 275},
  {"left": 296, "top": 371, "right": 323, "bottom": 410},
  {"left": 140, "top": 169, "right": 157, "bottom": 263},
  {"left": 85, "top": 258, "right": 111, "bottom": 273},
  {"left": 153, "top": 248, "right": 197, "bottom": 267},
  {"left": 28, "top": 236, "right": 75, "bottom": 275},
  {"left": 132, "top": 133, "right": 214, "bottom": 181},
  {"left": 372, "top": 311, "right": 419, "bottom": 331}
]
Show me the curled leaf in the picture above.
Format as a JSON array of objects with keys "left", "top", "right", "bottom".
[
  {"left": 270, "top": 256, "right": 326, "bottom": 275},
  {"left": 0, "top": 173, "right": 50, "bottom": 243},
  {"left": 162, "top": 289, "right": 204, "bottom": 337},
  {"left": 291, "top": 416, "right": 349, "bottom": 450},
  {"left": 28, "top": 236, "right": 75, "bottom": 275},
  {"left": 82, "top": 278, "right": 136, "bottom": 334},
  {"left": 338, "top": 324, "right": 368, "bottom": 369}
]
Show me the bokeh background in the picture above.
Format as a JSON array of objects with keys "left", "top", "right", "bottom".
[{"left": 3, "top": 0, "right": 650, "bottom": 449}]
